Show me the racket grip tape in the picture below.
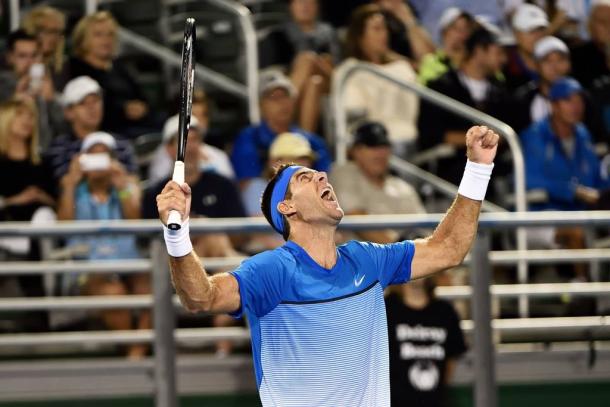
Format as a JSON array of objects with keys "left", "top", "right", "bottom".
[{"left": 167, "top": 161, "right": 185, "bottom": 230}]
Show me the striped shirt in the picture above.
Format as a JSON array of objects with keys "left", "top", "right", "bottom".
[
  {"left": 230, "top": 240, "right": 415, "bottom": 406},
  {"left": 43, "top": 131, "right": 137, "bottom": 181}
]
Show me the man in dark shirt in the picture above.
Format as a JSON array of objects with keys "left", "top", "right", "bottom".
[
  {"left": 386, "top": 278, "right": 466, "bottom": 407},
  {"left": 419, "top": 27, "right": 515, "bottom": 186}
]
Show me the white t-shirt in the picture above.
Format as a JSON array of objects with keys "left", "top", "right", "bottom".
[
  {"left": 148, "top": 143, "right": 235, "bottom": 184},
  {"left": 458, "top": 71, "right": 490, "bottom": 104},
  {"left": 335, "top": 58, "right": 420, "bottom": 143}
]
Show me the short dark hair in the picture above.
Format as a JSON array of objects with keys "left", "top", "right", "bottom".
[
  {"left": 464, "top": 27, "right": 497, "bottom": 60},
  {"left": 261, "top": 163, "right": 294, "bottom": 241},
  {"left": 7, "top": 29, "right": 37, "bottom": 52}
]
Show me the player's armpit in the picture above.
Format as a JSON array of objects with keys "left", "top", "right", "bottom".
[{"left": 169, "top": 252, "right": 241, "bottom": 314}]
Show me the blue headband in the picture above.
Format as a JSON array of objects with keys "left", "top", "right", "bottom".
[{"left": 270, "top": 165, "right": 303, "bottom": 234}]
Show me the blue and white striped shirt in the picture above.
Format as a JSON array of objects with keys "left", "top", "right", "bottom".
[{"left": 230, "top": 239, "right": 415, "bottom": 407}]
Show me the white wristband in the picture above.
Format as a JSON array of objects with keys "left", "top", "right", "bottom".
[
  {"left": 163, "top": 218, "right": 193, "bottom": 258},
  {"left": 458, "top": 160, "right": 494, "bottom": 201}
]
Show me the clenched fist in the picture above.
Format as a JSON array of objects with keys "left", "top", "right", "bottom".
[
  {"left": 156, "top": 181, "right": 192, "bottom": 226},
  {"left": 465, "top": 126, "right": 500, "bottom": 165}
]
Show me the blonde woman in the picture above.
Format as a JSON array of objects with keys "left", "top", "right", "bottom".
[
  {"left": 0, "top": 99, "right": 55, "bottom": 222},
  {"left": 22, "top": 6, "right": 66, "bottom": 82},
  {"left": 67, "top": 11, "right": 152, "bottom": 137}
]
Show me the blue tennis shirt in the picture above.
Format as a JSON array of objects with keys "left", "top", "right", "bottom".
[{"left": 230, "top": 239, "right": 415, "bottom": 407}]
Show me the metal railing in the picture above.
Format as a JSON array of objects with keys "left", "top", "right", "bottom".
[
  {"left": 331, "top": 61, "right": 530, "bottom": 315},
  {"left": 1, "top": 213, "right": 610, "bottom": 406}
]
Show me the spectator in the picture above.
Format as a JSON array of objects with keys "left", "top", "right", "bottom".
[
  {"left": 330, "top": 121, "right": 425, "bottom": 244},
  {"left": 503, "top": 3, "right": 549, "bottom": 91},
  {"left": 418, "top": 7, "right": 475, "bottom": 85},
  {"left": 143, "top": 119, "right": 246, "bottom": 258},
  {"left": 571, "top": 0, "right": 610, "bottom": 89},
  {"left": 44, "top": 76, "right": 137, "bottom": 182},
  {"left": 241, "top": 132, "right": 317, "bottom": 252},
  {"left": 148, "top": 114, "right": 234, "bottom": 185},
  {"left": 373, "top": 0, "right": 436, "bottom": 66},
  {"left": 521, "top": 77, "right": 610, "bottom": 211},
  {"left": 515, "top": 36, "right": 606, "bottom": 142},
  {"left": 0, "top": 29, "right": 64, "bottom": 150},
  {"left": 385, "top": 277, "right": 467, "bottom": 407},
  {"left": 0, "top": 99, "right": 55, "bottom": 332},
  {"left": 335, "top": 4, "right": 420, "bottom": 156},
  {"left": 21, "top": 6, "right": 66, "bottom": 85},
  {"left": 230, "top": 70, "right": 331, "bottom": 189},
  {"left": 260, "top": 0, "right": 339, "bottom": 133},
  {"left": 56, "top": 132, "right": 149, "bottom": 359},
  {"left": 67, "top": 11, "right": 155, "bottom": 137},
  {"left": 418, "top": 27, "right": 514, "bottom": 186}
]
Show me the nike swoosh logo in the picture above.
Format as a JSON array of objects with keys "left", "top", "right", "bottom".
[{"left": 354, "top": 275, "right": 365, "bottom": 287}]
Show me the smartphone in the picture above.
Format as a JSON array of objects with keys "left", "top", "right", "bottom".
[
  {"left": 79, "top": 153, "right": 111, "bottom": 172},
  {"left": 29, "top": 63, "right": 45, "bottom": 93}
]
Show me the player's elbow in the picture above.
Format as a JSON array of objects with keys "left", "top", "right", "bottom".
[{"left": 180, "top": 296, "right": 214, "bottom": 314}]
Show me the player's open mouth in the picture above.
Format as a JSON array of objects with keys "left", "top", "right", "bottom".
[{"left": 320, "top": 188, "right": 336, "bottom": 202}]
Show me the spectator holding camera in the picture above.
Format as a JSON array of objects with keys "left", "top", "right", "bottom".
[
  {"left": 45, "top": 76, "right": 137, "bottom": 183},
  {"left": 0, "top": 29, "right": 64, "bottom": 150},
  {"left": 57, "top": 132, "right": 149, "bottom": 358}
]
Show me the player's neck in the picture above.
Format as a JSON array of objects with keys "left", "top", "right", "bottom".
[{"left": 290, "top": 227, "right": 337, "bottom": 269}]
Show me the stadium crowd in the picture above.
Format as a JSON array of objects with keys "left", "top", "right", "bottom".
[{"left": 1, "top": 0, "right": 610, "bottom": 402}]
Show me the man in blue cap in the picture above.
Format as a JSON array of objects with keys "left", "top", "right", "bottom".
[
  {"left": 521, "top": 76, "right": 610, "bottom": 211},
  {"left": 156, "top": 125, "right": 499, "bottom": 406}
]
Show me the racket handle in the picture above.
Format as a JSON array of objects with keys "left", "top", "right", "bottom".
[{"left": 167, "top": 161, "right": 185, "bottom": 230}]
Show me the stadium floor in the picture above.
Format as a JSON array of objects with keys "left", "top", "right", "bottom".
[{"left": 0, "top": 382, "right": 609, "bottom": 406}]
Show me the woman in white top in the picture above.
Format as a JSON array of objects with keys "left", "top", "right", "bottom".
[{"left": 334, "top": 4, "right": 420, "bottom": 156}]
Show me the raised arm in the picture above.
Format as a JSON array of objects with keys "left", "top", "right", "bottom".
[
  {"left": 411, "top": 126, "right": 499, "bottom": 280},
  {"left": 156, "top": 181, "right": 241, "bottom": 314}
]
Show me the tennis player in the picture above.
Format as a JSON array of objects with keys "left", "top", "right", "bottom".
[{"left": 156, "top": 125, "right": 498, "bottom": 406}]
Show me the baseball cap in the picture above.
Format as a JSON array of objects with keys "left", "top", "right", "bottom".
[
  {"left": 534, "top": 36, "right": 569, "bottom": 60},
  {"left": 80, "top": 131, "right": 117, "bottom": 152},
  {"left": 512, "top": 4, "right": 549, "bottom": 32},
  {"left": 259, "top": 70, "right": 296, "bottom": 98},
  {"left": 549, "top": 77, "right": 583, "bottom": 102},
  {"left": 352, "top": 121, "right": 391, "bottom": 147},
  {"left": 438, "top": 7, "right": 470, "bottom": 33},
  {"left": 269, "top": 132, "right": 316, "bottom": 160},
  {"left": 162, "top": 113, "right": 201, "bottom": 143},
  {"left": 62, "top": 76, "right": 101, "bottom": 107}
]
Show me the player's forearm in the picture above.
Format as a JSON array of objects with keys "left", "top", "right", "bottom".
[
  {"left": 429, "top": 195, "right": 481, "bottom": 267},
  {"left": 169, "top": 251, "right": 215, "bottom": 313}
]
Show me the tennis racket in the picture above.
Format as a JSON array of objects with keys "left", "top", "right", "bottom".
[{"left": 167, "top": 18, "right": 196, "bottom": 230}]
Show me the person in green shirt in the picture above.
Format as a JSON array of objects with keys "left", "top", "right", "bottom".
[{"left": 418, "top": 8, "right": 474, "bottom": 85}]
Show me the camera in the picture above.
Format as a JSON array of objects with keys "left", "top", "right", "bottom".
[
  {"left": 79, "top": 153, "right": 111, "bottom": 171},
  {"left": 28, "top": 63, "right": 45, "bottom": 93}
]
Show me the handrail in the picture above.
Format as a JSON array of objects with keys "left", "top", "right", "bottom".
[
  {"left": 390, "top": 155, "right": 507, "bottom": 213},
  {"left": 159, "top": 0, "right": 260, "bottom": 123},
  {"left": 0, "top": 317, "right": 608, "bottom": 347},
  {"left": 9, "top": 0, "right": 19, "bottom": 31},
  {"left": 117, "top": 27, "right": 248, "bottom": 99},
  {"left": 2, "top": 282, "right": 610, "bottom": 310},
  {"left": 331, "top": 61, "right": 530, "bottom": 315},
  {"left": 203, "top": 0, "right": 260, "bottom": 123},
  {"left": 1, "top": 212, "right": 610, "bottom": 236}
]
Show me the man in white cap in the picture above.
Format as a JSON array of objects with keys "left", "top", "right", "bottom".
[
  {"left": 44, "top": 76, "right": 137, "bottom": 182},
  {"left": 230, "top": 70, "right": 331, "bottom": 190},
  {"left": 504, "top": 3, "right": 549, "bottom": 91},
  {"left": 148, "top": 113, "right": 234, "bottom": 185},
  {"left": 515, "top": 36, "right": 606, "bottom": 141}
]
